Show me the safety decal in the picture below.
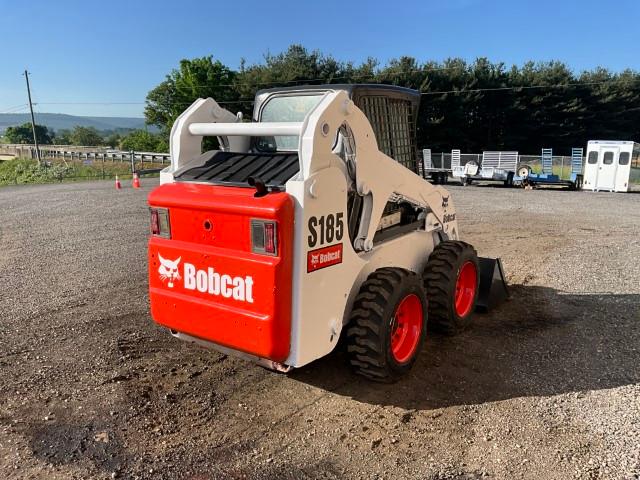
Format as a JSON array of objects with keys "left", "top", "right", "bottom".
[{"left": 307, "top": 243, "right": 343, "bottom": 273}]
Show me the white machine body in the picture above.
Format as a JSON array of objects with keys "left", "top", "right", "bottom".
[{"left": 156, "top": 89, "right": 459, "bottom": 368}]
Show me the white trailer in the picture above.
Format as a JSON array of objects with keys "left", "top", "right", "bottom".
[
  {"left": 422, "top": 148, "right": 452, "bottom": 184},
  {"left": 452, "top": 151, "right": 518, "bottom": 186},
  {"left": 583, "top": 140, "right": 640, "bottom": 192}
]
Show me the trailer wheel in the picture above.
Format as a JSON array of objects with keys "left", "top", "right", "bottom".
[
  {"left": 346, "top": 268, "right": 427, "bottom": 382},
  {"left": 569, "top": 175, "right": 583, "bottom": 191},
  {"left": 517, "top": 165, "right": 531, "bottom": 178},
  {"left": 423, "top": 241, "right": 479, "bottom": 335}
]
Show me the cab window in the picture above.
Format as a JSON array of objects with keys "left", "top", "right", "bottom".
[{"left": 257, "top": 94, "right": 324, "bottom": 151}]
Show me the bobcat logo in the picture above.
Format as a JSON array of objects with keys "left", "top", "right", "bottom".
[
  {"left": 310, "top": 254, "right": 319, "bottom": 266},
  {"left": 158, "top": 254, "right": 181, "bottom": 288}
]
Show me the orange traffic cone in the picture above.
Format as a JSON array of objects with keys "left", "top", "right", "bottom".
[
  {"left": 132, "top": 172, "right": 141, "bottom": 189},
  {"left": 115, "top": 175, "right": 122, "bottom": 190}
]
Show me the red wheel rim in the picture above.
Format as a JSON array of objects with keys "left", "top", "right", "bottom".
[
  {"left": 390, "top": 294, "right": 423, "bottom": 363},
  {"left": 455, "top": 261, "right": 477, "bottom": 317}
]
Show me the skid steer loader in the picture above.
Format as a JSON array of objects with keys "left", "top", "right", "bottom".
[{"left": 147, "top": 84, "right": 507, "bottom": 381}]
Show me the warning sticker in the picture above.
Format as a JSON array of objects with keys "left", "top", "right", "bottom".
[{"left": 307, "top": 243, "right": 343, "bottom": 273}]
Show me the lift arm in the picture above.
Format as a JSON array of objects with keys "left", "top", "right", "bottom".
[{"left": 296, "top": 91, "right": 460, "bottom": 250}]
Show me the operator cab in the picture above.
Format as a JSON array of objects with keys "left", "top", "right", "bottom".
[
  {"left": 173, "top": 84, "right": 421, "bottom": 188},
  {"left": 172, "top": 84, "right": 425, "bottom": 247},
  {"left": 253, "top": 84, "right": 421, "bottom": 174},
  {"left": 252, "top": 85, "right": 424, "bottom": 246}
]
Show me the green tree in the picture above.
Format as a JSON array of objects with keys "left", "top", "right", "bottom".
[
  {"left": 53, "top": 129, "right": 72, "bottom": 145},
  {"left": 120, "top": 130, "right": 164, "bottom": 152},
  {"left": 5, "top": 123, "right": 53, "bottom": 145},
  {"left": 69, "top": 126, "right": 103, "bottom": 146},
  {"left": 145, "top": 45, "right": 640, "bottom": 154},
  {"left": 145, "top": 56, "right": 238, "bottom": 137},
  {"left": 104, "top": 133, "right": 122, "bottom": 149},
  {"left": 235, "top": 45, "right": 355, "bottom": 110}
]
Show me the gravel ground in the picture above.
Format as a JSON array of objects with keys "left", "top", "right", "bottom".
[{"left": 0, "top": 180, "right": 638, "bottom": 480}]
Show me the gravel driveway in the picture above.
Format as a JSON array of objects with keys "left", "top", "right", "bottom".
[{"left": 0, "top": 180, "right": 638, "bottom": 479}]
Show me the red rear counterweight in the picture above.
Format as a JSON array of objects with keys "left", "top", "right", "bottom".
[{"left": 148, "top": 183, "right": 294, "bottom": 362}]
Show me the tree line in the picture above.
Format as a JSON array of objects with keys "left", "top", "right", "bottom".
[
  {"left": 3, "top": 124, "right": 167, "bottom": 152},
  {"left": 145, "top": 45, "right": 640, "bottom": 154}
]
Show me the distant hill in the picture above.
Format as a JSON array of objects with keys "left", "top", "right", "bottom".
[{"left": 0, "top": 113, "right": 157, "bottom": 134}]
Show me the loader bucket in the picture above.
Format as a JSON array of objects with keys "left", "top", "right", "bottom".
[{"left": 475, "top": 257, "right": 509, "bottom": 312}]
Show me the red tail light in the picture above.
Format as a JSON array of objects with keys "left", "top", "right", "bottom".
[
  {"left": 264, "top": 222, "right": 276, "bottom": 254},
  {"left": 251, "top": 219, "right": 278, "bottom": 256},
  {"left": 150, "top": 207, "right": 171, "bottom": 238}
]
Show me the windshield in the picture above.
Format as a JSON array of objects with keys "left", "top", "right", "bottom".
[{"left": 257, "top": 94, "right": 324, "bottom": 151}]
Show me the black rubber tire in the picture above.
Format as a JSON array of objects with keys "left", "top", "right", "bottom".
[
  {"left": 423, "top": 241, "right": 480, "bottom": 336},
  {"left": 346, "top": 267, "right": 427, "bottom": 382}
]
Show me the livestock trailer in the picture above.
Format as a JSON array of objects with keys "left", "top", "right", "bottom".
[{"left": 583, "top": 140, "right": 640, "bottom": 193}]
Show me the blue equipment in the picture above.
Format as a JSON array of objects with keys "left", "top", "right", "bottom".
[{"left": 514, "top": 148, "right": 583, "bottom": 190}]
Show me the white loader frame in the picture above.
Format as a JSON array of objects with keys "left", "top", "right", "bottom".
[{"left": 161, "top": 91, "right": 460, "bottom": 367}]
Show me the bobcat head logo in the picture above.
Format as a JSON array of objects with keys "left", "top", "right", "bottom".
[
  {"left": 158, "top": 254, "right": 181, "bottom": 288},
  {"left": 311, "top": 254, "right": 319, "bottom": 266}
]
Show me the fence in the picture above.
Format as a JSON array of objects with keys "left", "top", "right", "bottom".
[
  {"left": 1, "top": 145, "right": 600, "bottom": 179},
  {"left": 0, "top": 144, "right": 171, "bottom": 184},
  {"left": 0, "top": 144, "right": 170, "bottom": 168}
]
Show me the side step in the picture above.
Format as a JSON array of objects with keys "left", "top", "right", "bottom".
[{"left": 475, "top": 257, "right": 509, "bottom": 312}]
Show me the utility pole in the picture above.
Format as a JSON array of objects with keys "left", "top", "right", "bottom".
[{"left": 23, "top": 70, "right": 42, "bottom": 165}]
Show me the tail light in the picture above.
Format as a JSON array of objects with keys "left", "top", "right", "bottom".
[
  {"left": 150, "top": 207, "right": 171, "bottom": 238},
  {"left": 251, "top": 219, "right": 278, "bottom": 256}
]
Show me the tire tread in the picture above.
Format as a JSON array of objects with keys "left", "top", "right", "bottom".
[{"left": 346, "top": 267, "right": 425, "bottom": 382}]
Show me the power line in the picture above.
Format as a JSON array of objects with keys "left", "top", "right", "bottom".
[
  {"left": 34, "top": 99, "right": 256, "bottom": 106},
  {"left": 0, "top": 103, "right": 29, "bottom": 114},
  {"left": 421, "top": 78, "right": 640, "bottom": 96},
  {"left": 134, "top": 67, "right": 640, "bottom": 92},
  {"left": 30, "top": 78, "right": 638, "bottom": 107},
  {"left": 8, "top": 77, "right": 638, "bottom": 114}
]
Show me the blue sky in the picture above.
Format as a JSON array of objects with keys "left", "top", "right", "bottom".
[{"left": 1, "top": 0, "right": 639, "bottom": 118}]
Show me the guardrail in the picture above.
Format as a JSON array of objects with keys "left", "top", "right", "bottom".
[{"left": 0, "top": 144, "right": 170, "bottom": 166}]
